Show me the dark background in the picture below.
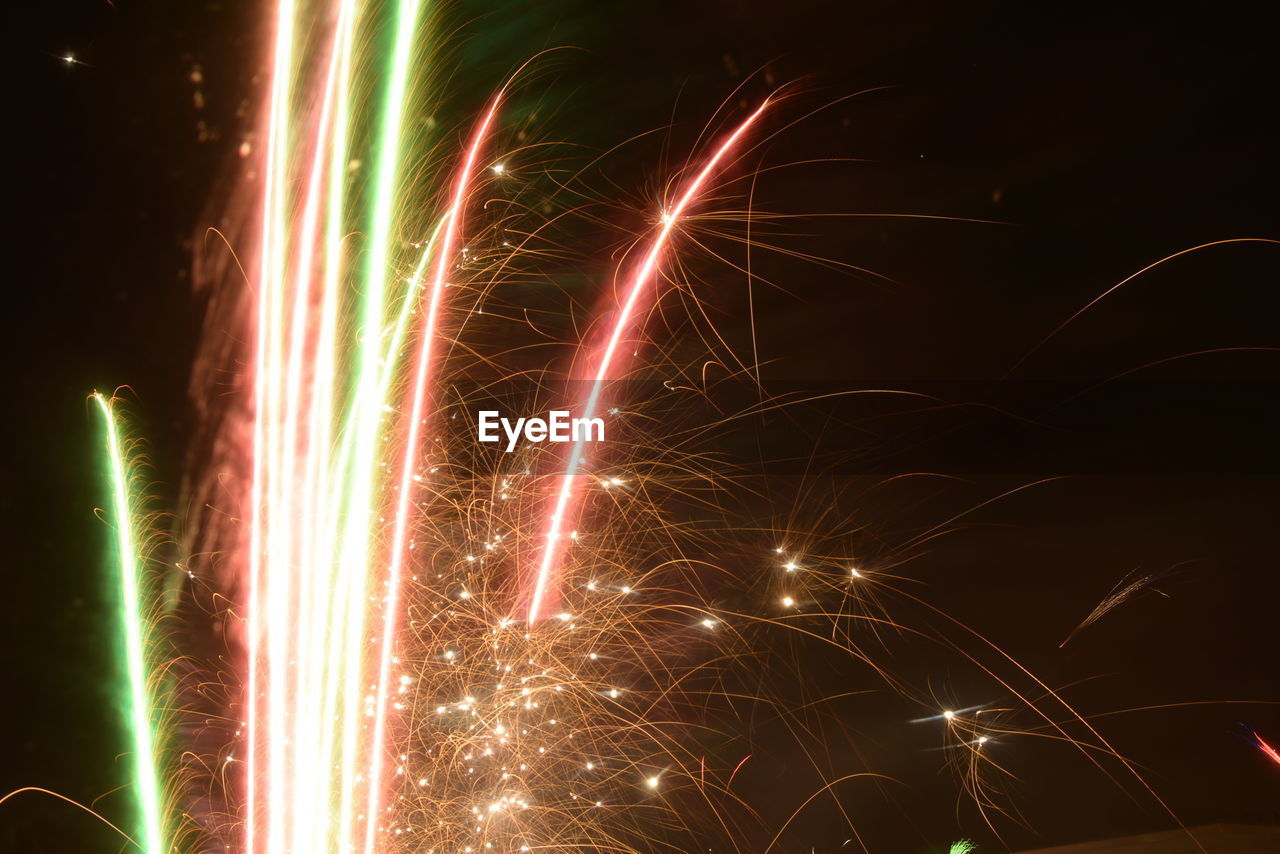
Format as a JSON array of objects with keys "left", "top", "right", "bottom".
[{"left": 5, "top": 0, "right": 1279, "bottom": 851}]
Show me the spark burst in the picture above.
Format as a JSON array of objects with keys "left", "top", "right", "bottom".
[
  {"left": 60, "top": 3, "right": 1244, "bottom": 853},
  {"left": 235, "top": 1, "right": 774, "bottom": 850},
  {"left": 192, "top": 2, "right": 1207, "bottom": 845}
]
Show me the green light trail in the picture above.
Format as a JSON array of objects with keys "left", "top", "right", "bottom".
[{"left": 92, "top": 392, "right": 166, "bottom": 854}]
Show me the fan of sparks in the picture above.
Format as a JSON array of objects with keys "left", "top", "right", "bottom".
[
  {"left": 236, "top": 0, "right": 777, "bottom": 851},
  {"left": 74, "top": 1, "right": 1210, "bottom": 852}
]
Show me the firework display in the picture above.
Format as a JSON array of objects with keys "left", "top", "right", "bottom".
[
  {"left": 8, "top": 1, "right": 1280, "bottom": 853},
  {"left": 228, "top": 5, "right": 792, "bottom": 847}
]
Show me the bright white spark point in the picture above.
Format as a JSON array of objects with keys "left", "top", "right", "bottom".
[
  {"left": 784, "top": 562, "right": 797, "bottom": 572},
  {"left": 977, "top": 736, "right": 988, "bottom": 744},
  {"left": 850, "top": 567, "right": 862, "bottom": 577},
  {"left": 943, "top": 710, "right": 955, "bottom": 720},
  {"left": 646, "top": 776, "right": 660, "bottom": 789},
  {"left": 781, "top": 596, "right": 795, "bottom": 607},
  {"left": 701, "top": 619, "right": 716, "bottom": 629},
  {"left": 491, "top": 163, "right": 505, "bottom": 174}
]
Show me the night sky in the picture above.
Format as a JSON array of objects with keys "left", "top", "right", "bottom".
[{"left": 6, "top": 1, "right": 1280, "bottom": 851}]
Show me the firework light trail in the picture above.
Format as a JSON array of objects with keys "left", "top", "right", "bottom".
[
  {"left": 230, "top": 5, "right": 1176, "bottom": 846},
  {"left": 1249, "top": 728, "right": 1280, "bottom": 768},
  {"left": 239, "top": 0, "right": 588, "bottom": 847},
  {"left": 233, "top": 0, "right": 785, "bottom": 845},
  {"left": 524, "top": 99, "right": 770, "bottom": 624},
  {"left": 244, "top": 0, "right": 427, "bottom": 848},
  {"left": 363, "top": 93, "right": 503, "bottom": 854},
  {"left": 91, "top": 392, "right": 167, "bottom": 854},
  {"left": 58, "top": 2, "right": 1241, "bottom": 852}
]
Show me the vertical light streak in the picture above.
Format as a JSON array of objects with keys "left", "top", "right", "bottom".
[
  {"left": 250, "top": 0, "right": 438, "bottom": 846},
  {"left": 261, "top": 1, "right": 299, "bottom": 849},
  {"left": 91, "top": 392, "right": 165, "bottom": 854},
  {"left": 248, "top": 1, "right": 295, "bottom": 850},
  {"left": 525, "top": 99, "right": 770, "bottom": 624},
  {"left": 362, "top": 96, "right": 502, "bottom": 854},
  {"left": 335, "top": 0, "right": 424, "bottom": 846},
  {"left": 306, "top": 4, "right": 355, "bottom": 849},
  {"left": 284, "top": 7, "right": 348, "bottom": 850}
]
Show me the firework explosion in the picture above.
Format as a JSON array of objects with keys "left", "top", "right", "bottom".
[
  {"left": 20, "top": 3, "right": 1277, "bottom": 854},
  {"left": 229, "top": 2, "right": 782, "bottom": 850}
]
